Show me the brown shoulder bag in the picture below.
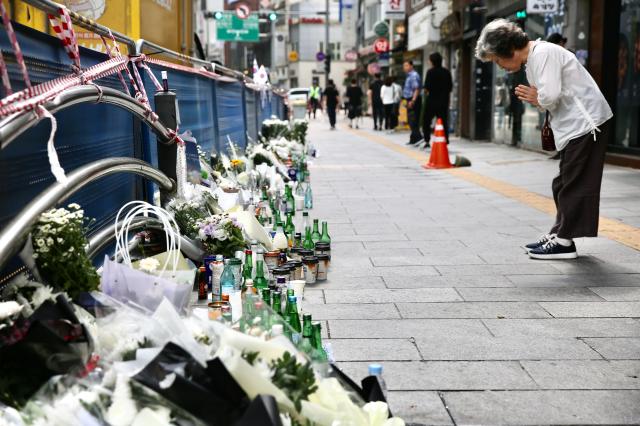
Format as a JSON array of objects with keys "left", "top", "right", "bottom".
[{"left": 541, "top": 111, "right": 556, "bottom": 151}]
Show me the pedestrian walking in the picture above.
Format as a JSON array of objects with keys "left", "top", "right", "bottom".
[
  {"left": 346, "top": 79, "right": 364, "bottom": 129},
  {"left": 391, "top": 77, "right": 402, "bottom": 129},
  {"left": 380, "top": 77, "right": 395, "bottom": 131},
  {"left": 422, "top": 52, "right": 453, "bottom": 146},
  {"left": 403, "top": 60, "right": 423, "bottom": 145},
  {"left": 369, "top": 73, "right": 384, "bottom": 130},
  {"left": 323, "top": 79, "right": 340, "bottom": 130},
  {"left": 309, "top": 81, "right": 322, "bottom": 119},
  {"left": 476, "top": 19, "right": 613, "bottom": 260}
]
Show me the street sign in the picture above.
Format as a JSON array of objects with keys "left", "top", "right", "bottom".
[
  {"left": 382, "top": 0, "right": 405, "bottom": 20},
  {"left": 374, "top": 37, "right": 390, "bottom": 54},
  {"left": 344, "top": 50, "right": 358, "bottom": 61},
  {"left": 288, "top": 50, "right": 299, "bottom": 62},
  {"left": 374, "top": 20, "right": 389, "bottom": 37},
  {"left": 316, "top": 51, "right": 326, "bottom": 61},
  {"left": 526, "top": 0, "right": 558, "bottom": 13},
  {"left": 235, "top": 3, "right": 251, "bottom": 19},
  {"left": 216, "top": 12, "right": 259, "bottom": 41}
]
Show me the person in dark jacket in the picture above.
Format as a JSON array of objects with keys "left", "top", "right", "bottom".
[
  {"left": 369, "top": 73, "right": 384, "bottom": 130},
  {"left": 323, "top": 79, "right": 340, "bottom": 130},
  {"left": 422, "top": 52, "right": 453, "bottom": 146}
]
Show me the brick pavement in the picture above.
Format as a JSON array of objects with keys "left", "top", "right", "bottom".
[{"left": 304, "top": 116, "right": 640, "bottom": 425}]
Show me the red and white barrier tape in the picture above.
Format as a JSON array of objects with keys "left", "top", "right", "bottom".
[
  {"left": 0, "top": 56, "right": 128, "bottom": 117},
  {"left": 99, "top": 34, "right": 130, "bottom": 96},
  {"left": 0, "top": 3, "right": 32, "bottom": 93},
  {"left": 48, "top": 7, "right": 81, "bottom": 71}
]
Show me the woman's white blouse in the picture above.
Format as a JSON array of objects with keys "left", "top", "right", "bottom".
[
  {"left": 380, "top": 85, "right": 395, "bottom": 105},
  {"left": 525, "top": 41, "right": 613, "bottom": 151}
]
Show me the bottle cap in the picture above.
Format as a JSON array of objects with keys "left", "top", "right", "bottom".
[
  {"left": 368, "top": 363, "right": 383, "bottom": 375},
  {"left": 271, "top": 324, "right": 284, "bottom": 336},
  {"left": 303, "top": 212, "right": 309, "bottom": 216},
  {"left": 276, "top": 277, "right": 287, "bottom": 284},
  {"left": 288, "top": 295, "right": 297, "bottom": 303},
  {"left": 245, "top": 279, "right": 254, "bottom": 286},
  {"left": 161, "top": 70, "right": 168, "bottom": 79}
]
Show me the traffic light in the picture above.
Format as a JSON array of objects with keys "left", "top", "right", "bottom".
[
  {"left": 515, "top": 9, "right": 527, "bottom": 19},
  {"left": 268, "top": 12, "right": 277, "bottom": 21},
  {"left": 213, "top": 11, "right": 223, "bottom": 20},
  {"left": 324, "top": 55, "right": 331, "bottom": 74}
]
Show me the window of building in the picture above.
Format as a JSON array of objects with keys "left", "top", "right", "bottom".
[{"left": 365, "top": 4, "right": 381, "bottom": 37}]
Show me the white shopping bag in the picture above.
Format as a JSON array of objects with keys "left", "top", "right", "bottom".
[{"left": 100, "top": 201, "right": 196, "bottom": 314}]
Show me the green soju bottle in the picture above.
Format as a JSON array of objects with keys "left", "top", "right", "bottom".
[
  {"left": 299, "top": 313, "right": 315, "bottom": 355},
  {"left": 285, "top": 185, "right": 295, "bottom": 214},
  {"left": 311, "top": 219, "right": 321, "bottom": 243},
  {"left": 272, "top": 290, "right": 283, "bottom": 317},
  {"left": 261, "top": 288, "right": 271, "bottom": 306},
  {"left": 311, "top": 321, "right": 328, "bottom": 361},
  {"left": 285, "top": 212, "right": 296, "bottom": 247},
  {"left": 320, "top": 221, "right": 331, "bottom": 244},
  {"left": 254, "top": 260, "right": 268, "bottom": 290},
  {"left": 303, "top": 226, "right": 315, "bottom": 250},
  {"left": 287, "top": 295, "right": 302, "bottom": 343},
  {"left": 242, "top": 249, "right": 253, "bottom": 289}
]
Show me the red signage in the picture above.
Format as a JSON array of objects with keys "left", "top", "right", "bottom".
[
  {"left": 374, "top": 37, "right": 390, "bottom": 54},
  {"left": 235, "top": 3, "right": 251, "bottom": 19}
]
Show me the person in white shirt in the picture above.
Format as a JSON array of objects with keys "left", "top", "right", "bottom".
[
  {"left": 380, "top": 77, "right": 396, "bottom": 131},
  {"left": 475, "top": 19, "right": 613, "bottom": 260},
  {"left": 392, "top": 78, "right": 402, "bottom": 129}
]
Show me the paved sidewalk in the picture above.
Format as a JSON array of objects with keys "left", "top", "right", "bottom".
[{"left": 305, "top": 117, "right": 640, "bottom": 425}]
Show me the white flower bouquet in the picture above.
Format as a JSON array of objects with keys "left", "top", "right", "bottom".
[
  {"left": 196, "top": 214, "right": 245, "bottom": 257},
  {"left": 31, "top": 204, "right": 99, "bottom": 299}
]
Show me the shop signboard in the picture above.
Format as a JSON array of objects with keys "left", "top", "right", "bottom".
[
  {"left": 374, "top": 21, "right": 389, "bottom": 37},
  {"left": 344, "top": 50, "right": 358, "bottom": 61},
  {"left": 408, "top": 0, "right": 447, "bottom": 51},
  {"left": 216, "top": 12, "right": 260, "bottom": 42},
  {"left": 288, "top": 50, "right": 299, "bottom": 62},
  {"left": 382, "top": 0, "right": 405, "bottom": 20},
  {"left": 374, "top": 37, "right": 390, "bottom": 54},
  {"left": 526, "top": 0, "right": 558, "bottom": 14}
]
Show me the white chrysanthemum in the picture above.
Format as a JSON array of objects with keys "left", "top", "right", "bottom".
[
  {"left": 46, "top": 238, "right": 54, "bottom": 246},
  {"left": 68, "top": 246, "right": 75, "bottom": 253},
  {"left": 68, "top": 203, "right": 81, "bottom": 210},
  {"left": 36, "top": 239, "right": 45, "bottom": 247},
  {"left": 139, "top": 258, "right": 160, "bottom": 273},
  {"left": 31, "top": 286, "right": 55, "bottom": 309},
  {"left": 105, "top": 374, "right": 137, "bottom": 426},
  {"left": 0, "top": 301, "right": 23, "bottom": 320},
  {"left": 213, "top": 229, "right": 227, "bottom": 241}
]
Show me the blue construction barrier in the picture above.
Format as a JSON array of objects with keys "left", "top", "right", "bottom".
[
  {"left": 0, "top": 21, "right": 286, "bottom": 280},
  {"left": 216, "top": 81, "right": 247, "bottom": 150}
]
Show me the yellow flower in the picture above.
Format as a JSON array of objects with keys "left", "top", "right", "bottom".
[{"left": 230, "top": 159, "right": 244, "bottom": 166}]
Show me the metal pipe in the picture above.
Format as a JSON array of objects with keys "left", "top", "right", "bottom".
[
  {"left": 135, "top": 39, "right": 251, "bottom": 82},
  {"left": 0, "top": 85, "right": 179, "bottom": 150},
  {"left": 20, "top": 0, "right": 137, "bottom": 54},
  {"left": 86, "top": 216, "right": 205, "bottom": 262},
  {"left": 0, "top": 158, "right": 176, "bottom": 271}
]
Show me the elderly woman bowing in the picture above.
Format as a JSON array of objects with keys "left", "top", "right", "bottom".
[{"left": 475, "top": 19, "right": 613, "bottom": 260}]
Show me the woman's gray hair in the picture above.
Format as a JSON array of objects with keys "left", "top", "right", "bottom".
[{"left": 475, "top": 19, "right": 530, "bottom": 61}]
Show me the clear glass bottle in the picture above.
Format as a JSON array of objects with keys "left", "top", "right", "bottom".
[
  {"left": 219, "top": 259, "right": 235, "bottom": 299},
  {"left": 304, "top": 182, "right": 313, "bottom": 209}
]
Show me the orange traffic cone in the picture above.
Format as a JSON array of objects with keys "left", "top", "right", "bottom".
[{"left": 423, "top": 118, "right": 453, "bottom": 169}]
